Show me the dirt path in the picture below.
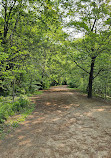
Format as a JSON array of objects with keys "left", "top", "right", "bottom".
[{"left": 0, "top": 86, "right": 111, "bottom": 158}]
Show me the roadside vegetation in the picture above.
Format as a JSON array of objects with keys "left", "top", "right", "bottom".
[{"left": 0, "top": 92, "right": 43, "bottom": 139}]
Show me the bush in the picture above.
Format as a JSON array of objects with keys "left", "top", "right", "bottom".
[
  {"left": 0, "top": 96, "right": 30, "bottom": 123},
  {"left": 0, "top": 102, "right": 13, "bottom": 123},
  {"left": 12, "top": 96, "right": 29, "bottom": 112},
  {"left": 68, "top": 82, "right": 78, "bottom": 88}
]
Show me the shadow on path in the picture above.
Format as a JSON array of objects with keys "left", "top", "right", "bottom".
[{"left": 0, "top": 86, "right": 111, "bottom": 158}]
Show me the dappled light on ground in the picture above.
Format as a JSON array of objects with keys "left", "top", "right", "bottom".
[{"left": 0, "top": 86, "right": 111, "bottom": 158}]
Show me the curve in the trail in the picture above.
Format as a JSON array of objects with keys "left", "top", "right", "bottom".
[{"left": 0, "top": 85, "right": 111, "bottom": 158}]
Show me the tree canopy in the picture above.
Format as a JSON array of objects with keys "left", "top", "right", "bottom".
[{"left": 0, "top": 0, "right": 111, "bottom": 99}]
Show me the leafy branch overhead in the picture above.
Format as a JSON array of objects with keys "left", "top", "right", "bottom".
[{"left": 0, "top": 0, "right": 111, "bottom": 100}]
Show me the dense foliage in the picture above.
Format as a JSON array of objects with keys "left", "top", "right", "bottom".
[
  {"left": 61, "top": 0, "right": 111, "bottom": 98},
  {"left": 0, "top": 95, "right": 30, "bottom": 123},
  {"left": 0, "top": 0, "right": 111, "bottom": 123}
]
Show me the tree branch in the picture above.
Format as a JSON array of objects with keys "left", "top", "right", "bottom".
[
  {"left": 73, "top": 60, "right": 89, "bottom": 74},
  {"left": 91, "top": 18, "right": 97, "bottom": 32},
  {"left": 9, "top": 11, "right": 21, "bottom": 39},
  {"left": 96, "top": 32, "right": 111, "bottom": 56},
  {"left": 93, "top": 68, "right": 104, "bottom": 79},
  {"left": 7, "top": 0, "right": 16, "bottom": 23}
]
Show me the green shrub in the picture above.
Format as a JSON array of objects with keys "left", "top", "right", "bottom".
[
  {"left": 12, "top": 96, "right": 29, "bottom": 112},
  {"left": 0, "top": 96, "right": 30, "bottom": 123},
  {"left": 0, "top": 112, "right": 6, "bottom": 123},
  {"left": 68, "top": 82, "right": 78, "bottom": 88},
  {"left": 12, "top": 101, "right": 21, "bottom": 112},
  {"left": 19, "top": 96, "right": 29, "bottom": 107}
]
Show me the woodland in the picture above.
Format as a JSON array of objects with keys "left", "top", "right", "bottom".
[{"left": 0, "top": 0, "right": 111, "bottom": 123}]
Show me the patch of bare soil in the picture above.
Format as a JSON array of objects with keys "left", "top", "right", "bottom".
[{"left": 0, "top": 85, "right": 111, "bottom": 158}]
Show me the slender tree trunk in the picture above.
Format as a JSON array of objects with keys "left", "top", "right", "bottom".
[
  {"left": 87, "top": 57, "right": 96, "bottom": 98},
  {"left": 104, "top": 83, "right": 107, "bottom": 99},
  {"left": 3, "top": 0, "right": 8, "bottom": 44},
  {"left": 12, "top": 78, "right": 15, "bottom": 102},
  {"left": 12, "top": 71, "right": 15, "bottom": 102}
]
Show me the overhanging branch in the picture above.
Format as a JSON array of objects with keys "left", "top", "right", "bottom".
[
  {"left": 73, "top": 60, "right": 89, "bottom": 74},
  {"left": 93, "top": 68, "right": 104, "bottom": 79},
  {"left": 91, "top": 18, "right": 97, "bottom": 32}
]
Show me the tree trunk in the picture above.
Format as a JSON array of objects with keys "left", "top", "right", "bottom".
[
  {"left": 87, "top": 57, "right": 96, "bottom": 98},
  {"left": 12, "top": 71, "right": 15, "bottom": 102},
  {"left": 12, "top": 78, "right": 15, "bottom": 102}
]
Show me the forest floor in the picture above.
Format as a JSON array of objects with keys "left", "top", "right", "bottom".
[{"left": 0, "top": 85, "right": 111, "bottom": 158}]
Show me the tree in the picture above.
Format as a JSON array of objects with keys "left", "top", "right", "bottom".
[
  {"left": 62, "top": 0, "right": 111, "bottom": 98},
  {"left": 0, "top": 0, "right": 65, "bottom": 96}
]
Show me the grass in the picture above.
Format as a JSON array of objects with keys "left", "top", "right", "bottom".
[
  {"left": 0, "top": 102, "right": 35, "bottom": 139},
  {"left": 27, "top": 90, "right": 43, "bottom": 96},
  {"left": 0, "top": 91, "right": 42, "bottom": 139},
  {"left": 68, "top": 87, "right": 80, "bottom": 90}
]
